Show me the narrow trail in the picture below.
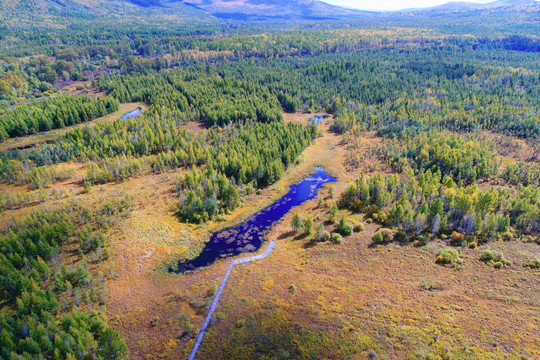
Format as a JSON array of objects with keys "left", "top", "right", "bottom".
[{"left": 188, "top": 241, "right": 277, "bottom": 360}]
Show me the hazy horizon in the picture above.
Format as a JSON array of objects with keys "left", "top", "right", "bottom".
[{"left": 321, "top": 0, "right": 494, "bottom": 11}]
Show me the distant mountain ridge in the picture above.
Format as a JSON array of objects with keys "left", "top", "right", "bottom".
[
  {"left": 0, "top": 0, "right": 538, "bottom": 25},
  {"left": 378, "top": 0, "right": 539, "bottom": 26},
  {"left": 418, "top": 0, "right": 538, "bottom": 11},
  {"left": 178, "top": 0, "right": 373, "bottom": 20}
]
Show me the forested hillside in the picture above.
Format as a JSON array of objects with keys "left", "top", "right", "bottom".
[{"left": 0, "top": 2, "right": 539, "bottom": 360}]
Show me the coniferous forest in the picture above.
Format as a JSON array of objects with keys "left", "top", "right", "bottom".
[{"left": 0, "top": 0, "right": 539, "bottom": 359}]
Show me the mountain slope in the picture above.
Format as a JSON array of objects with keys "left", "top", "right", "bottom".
[
  {"left": 179, "top": 0, "right": 373, "bottom": 20},
  {"left": 0, "top": 0, "right": 538, "bottom": 29},
  {"left": 0, "top": 0, "right": 218, "bottom": 27},
  {"left": 421, "top": 0, "right": 538, "bottom": 11},
  {"left": 379, "top": 0, "right": 539, "bottom": 27}
]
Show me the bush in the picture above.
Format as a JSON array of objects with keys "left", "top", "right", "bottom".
[
  {"left": 372, "top": 231, "right": 384, "bottom": 244},
  {"left": 331, "top": 233, "right": 343, "bottom": 244},
  {"left": 207, "top": 283, "right": 218, "bottom": 297},
  {"left": 337, "top": 218, "right": 353, "bottom": 236},
  {"left": 322, "top": 231, "right": 331, "bottom": 242},
  {"left": 353, "top": 223, "right": 365, "bottom": 232},
  {"left": 304, "top": 217, "right": 313, "bottom": 235},
  {"left": 480, "top": 249, "right": 509, "bottom": 266},
  {"left": 468, "top": 241, "right": 477, "bottom": 249},
  {"left": 524, "top": 257, "right": 540, "bottom": 269},
  {"left": 450, "top": 231, "right": 465, "bottom": 246},
  {"left": 381, "top": 228, "right": 394, "bottom": 242},
  {"left": 416, "top": 235, "right": 430, "bottom": 247},
  {"left": 394, "top": 231, "right": 407, "bottom": 243},
  {"left": 436, "top": 249, "right": 463, "bottom": 266}
]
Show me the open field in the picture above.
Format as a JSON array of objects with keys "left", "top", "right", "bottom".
[{"left": 199, "top": 218, "right": 539, "bottom": 359}]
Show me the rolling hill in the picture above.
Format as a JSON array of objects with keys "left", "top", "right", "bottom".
[
  {"left": 378, "top": 0, "right": 539, "bottom": 27},
  {"left": 178, "top": 0, "right": 373, "bottom": 20},
  {"left": 0, "top": 0, "right": 538, "bottom": 29}
]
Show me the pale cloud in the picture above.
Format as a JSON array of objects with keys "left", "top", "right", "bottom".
[{"left": 322, "top": 0, "right": 494, "bottom": 11}]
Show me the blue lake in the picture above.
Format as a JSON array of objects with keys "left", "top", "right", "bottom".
[
  {"left": 172, "top": 167, "right": 337, "bottom": 273},
  {"left": 121, "top": 108, "right": 142, "bottom": 120}
]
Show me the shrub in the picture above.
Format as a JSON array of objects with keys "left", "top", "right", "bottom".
[
  {"left": 524, "top": 258, "right": 540, "bottom": 269},
  {"left": 480, "top": 249, "right": 509, "bottom": 266},
  {"left": 304, "top": 217, "right": 313, "bottom": 235},
  {"left": 289, "top": 284, "right": 297, "bottom": 294},
  {"left": 436, "top": 249, "right": 463, "bottom": 266},
  {"left": 394, "top": 231, "right": 407, "bottom": 243},
  {"left": 380, "top": 228, "right": 394, "bottom": 242},
  {"left": 365, "top": 205, "right": 380, "bottom": 219},
  {"left": 207, "top": 283, "right": 218, "bottom": 297},
  {"left": 372, "top": 231, "right": 384, "bottom": 244},
  {"left": 331, "top": 233, "right": 343, "bottom": 244},
  {"left": 322, "top": 231, "right": 331, "bottom": 242},
  {"left": 468, "top": 241, "right": 477, "bottom": 249},
  {"left": 328, "top": 203, "right": 338, "bottom": 223},
  {"left": 450, "top": 231, "right": 465, "bottom": 246},
  {"left": 419, "top": 280, "right": 442, "bottom": 291},
  {"left": 353, "top": 222, "right": 365, "bottom": 232},
  {"left": 337, "top": 218, "right": 353, "bottom": 236}
]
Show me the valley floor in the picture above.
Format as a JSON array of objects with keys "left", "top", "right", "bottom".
[
  {"left": 0, "top": 115, "right": 537, "bottom": 359},
  {"left": 100, "top": 117, "right": 539, "bottom": 359}
]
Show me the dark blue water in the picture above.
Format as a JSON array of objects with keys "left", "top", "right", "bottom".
[
  {"left": 121, "top": 108, "right": 142, "bottom": 120},
  {"left": 172, "top": 167, "right": 337, "bottom": 273}
]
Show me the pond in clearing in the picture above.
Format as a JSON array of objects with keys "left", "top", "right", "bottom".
[
  {"left": 172, "top": 167, "right": 337, "bottom": 273},
  {"left": 121, "top": 108, "right": 142, "bottom": 120}
]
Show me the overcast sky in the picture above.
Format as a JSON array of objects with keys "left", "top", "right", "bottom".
[{"left": 322, "top": 0, "right": 494, "bottom": 11}]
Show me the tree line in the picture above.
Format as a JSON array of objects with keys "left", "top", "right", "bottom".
[
  {"left": 0, "top": 95, "right": 119, "bottom": 140},
  {"left": 341, "top": 169, "right": 539, "bottom": 245}
]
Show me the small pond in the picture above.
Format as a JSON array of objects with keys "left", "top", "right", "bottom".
[
  {"left": 121, "top": 108, "right": 142, "bottom": 120},
  {"left": 172, "top": 167, "right": 337, "bottom": 273}
]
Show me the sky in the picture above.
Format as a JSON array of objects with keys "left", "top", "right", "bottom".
[{"left": 322, "top": 0, "right": 494, "bottom": 11}]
